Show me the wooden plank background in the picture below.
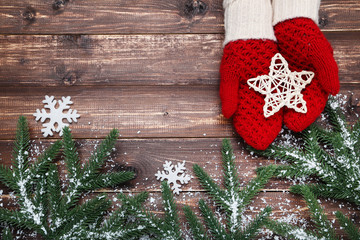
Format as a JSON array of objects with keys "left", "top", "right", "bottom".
[{"left": 1, "top": 0, "right": 360, "bottom": 239}]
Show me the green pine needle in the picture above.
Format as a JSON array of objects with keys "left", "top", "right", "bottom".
[
  {"left": 0, "top": 117, "right": 140, "bottom": 239},
  {"left": 29, "top": 140, "right": 62, "bottom": 183},
  {"left": 119, "top": 181, "right": 183, "bottom": 240},
  {"left": 198, "top": 199, "right": 229, "bottom": 240},
  {"left": 238, "top": 206, "right": 271, "bottom": 240},
  {"left": 254, "top": 97, "right": 360, "bottom": 239},
  {"left": 161, "top": 181, "right": 182, "bottom": 238},
  {"left": 265, "top": 185, "right": 338, "bottom": 240},
  {"left": 256, "top": 99, "right": 360, "bottom": 192},
  {"left": 193, "top": 164, "right": 228, "bottom": 208},
  {"left": 265, "top": 219, "right": 322, "bottom": 240},
  {"left": 1, "top": 227, "right": 13, "bottom": 240},
  {"left": 300, "top": 186, "right": 337, "bottom": 239},
  {"left": 183, "top": 205, "right": 209, "bottom": 240},
  {"left": 335, "top": 211, "right": 360, "bottom": 239},
  {"left": 189, "top": 139, "right": 273, "bottom": 239}
]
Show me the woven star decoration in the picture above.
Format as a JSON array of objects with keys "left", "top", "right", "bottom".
[{"left": 247, "top": 53, "right": 314, "bottom": 118}]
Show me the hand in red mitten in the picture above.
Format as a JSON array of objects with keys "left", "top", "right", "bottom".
[
  {"left": 220, "top": 0, "right": 283, "bottom": 150},
  {"left": 273, "top": 0, "right": 340, "bottom": 132}
]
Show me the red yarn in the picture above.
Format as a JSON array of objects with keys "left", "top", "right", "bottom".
[
  {"left": 220, "top": 40, "right": 283, "bottom": 150},
  {"left": 274, "top": 17, "right": 339, "bottom": 132}
]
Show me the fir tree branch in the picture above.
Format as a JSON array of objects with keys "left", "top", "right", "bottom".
[
  {"left": 335, "top": 211, "right": 360, "bottom": 239},
  {"left": 29, "top": 140, "right": 62, "bottom": 183},
  {"left": 265, "top": 219, "right": 322, "bottom": 240},
  {"left": 237, "top": 206, "right": 271, "bottom": 240},
  {"left": 83, "top": 129, "right": 119, "bottom": 179},
  {"left": 58, "top": 195, "right": 111, "bottom": 238},
  {"left": 257, "top": 164, "right": 312, "bottom": 179},
  {"left": 198, "top": 199, "right": 229, "bottom": 240},
  {"left": 221, "top": 139, "right": 243, "bottom": 231},
  {"left": 90, "top": 225, "right": 145, "bottom": 240},
  {"left": 255, "top": 97, "right": 360, "bottom": 206},
  {"left": 63, "top": 128, "right": 121, "bottom": 208},
  {"left": 161, "top": 181, "right": 182, "bottom": 240},
  {"left": 0, "top": 164, "right": 18, "bottom": 191},
  {"left": 117, "top": 191, "right": 148, "bottom": 209},
  {"left": 351, "top": 121, "right": 360, "bottom": 154},
  {"left": 0, "top": 208, "right": 36, "bottom": 231},
  {"left": 32, "top": 172, "right": 48, "bottom": 232},
  {"left": 325, "top": 99, "right": 346, "bottom": 133},
  {"left": 222, "top": 139, "right": 240, "bottom": 196},
  {"left": 193, "top": 164, "right": 228, "bottom": 209},
  {"left": 239, "top": 165, "right": 275, "bottom": 209},
  {"left": 11, "top": 116, "right": 30, "bottom": 179},
  {"left": 102, "top": 192, "right": 152, "bottom": 238},
  {"left": 82, "top": 171, "right": 135, "bottom": 190},
  {"left": 1, "top": 227, "right": 13, "bottom": 240},
  {"left": 190, "top": 140, "right": 274, "bottom": 239},
  {"left": 183, "top": 205, "right": 210, "bottom": 240},
  {"left": 252, "top": 145, "right": 319, "bottom": 178},
  {"left": 300, "top": 186, "right": 337, "bottom": 239},
  {"left": 62, "top": 127, "right": 83, "bottom": 207},
  {"left": 116, "top": 185, "right": 183, "bottom": 239},
  {"left": 1, "top": 120, "right": 140, "bottom": 240},
  {"left": 47, "top": 163, "right": 63, "bottom": 232},
  {"left": 291, "top": 184, "right": 354, "bottom": 203},
  {"left": 62, "top": 127, "right": 81, "bottom": 178}
]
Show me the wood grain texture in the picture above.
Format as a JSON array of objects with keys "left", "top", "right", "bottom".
[
  {"left": 0, "top": 32, "right": 359, "bottom": 87},
  {"left": 0, "top": 137, "right": 308, "bottom": 194},
  {"left": 0, "top": 85, "right": 230, "bottom": 139},
  {"left": 0, "top": 0, "right": 359, "bottom": 34},
  {"left": 1, "top": 86, "right": 359, "bottom": 140}
]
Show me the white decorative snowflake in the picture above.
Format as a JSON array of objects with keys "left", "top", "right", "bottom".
[
  {"left": 33, "top": 95, "right": 80, "bottom": 137},
  {"left": 247, "top": 53, "right": 314, "bottom": 118},
  {"left": 155, "top": 161, "right": 191, "bottom": 195}
]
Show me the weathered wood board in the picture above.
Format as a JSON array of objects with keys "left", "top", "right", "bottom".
[
  {"left": 0, "top": 0, "right": 359, "bottom": 34},
  {"left": 0, "top": 32, "right": 359, "bottom": 86},
  {"left": 0, "top": 137, "right": 316, "bottom": 194},
  {"left": 0, "top": 86, "right": 360, "bottom": 139}
]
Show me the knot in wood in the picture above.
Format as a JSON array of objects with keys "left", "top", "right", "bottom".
[
  {"left": 63, "top": 72, "right": 78, "bottom": 86},
  {"left": 184, "top": 0, "right": 208, "bottom": 18},
  {"left": 22, "top": 7, "right": 36, "bottom": 22},
  {"left": 53, "top": 0, "right": 67, "bottom": 10},
  {"left": 318, "top": 14, "right": 328, "bottom": 28}
]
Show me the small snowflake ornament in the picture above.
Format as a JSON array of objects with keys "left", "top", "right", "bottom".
[
  {"left": 155, "top": 161, "right": 191, "bottom": 195},
  {"left": 33, "top": 95, "right": 80, "bottom": 137},
  {"left": 247, "top": 53, "right": 314, "bottom": 118}
]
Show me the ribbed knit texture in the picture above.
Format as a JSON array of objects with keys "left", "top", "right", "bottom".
[
  {"left": 274, "top": 17, "right": 340, "bottom": 131},
  {"left": 272, "top": 0, "right": 321, "bottom": 25},
  {"left": 223, "top": 0, "right": 276, "bottom": 46},
  {"left": 220, "top": 40, "right": 283, "bottom": 150}
]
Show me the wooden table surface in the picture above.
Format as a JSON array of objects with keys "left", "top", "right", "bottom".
[{"left": 1, "top": 0, "right": 360, "bottom": 239}]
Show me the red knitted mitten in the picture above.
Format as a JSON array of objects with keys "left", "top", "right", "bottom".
[
  {"left": 220, "top": 40, "right": 283, "bottom": 150},
  {"left": 274, "top": 17, "right": 339, "bottom": 131}
]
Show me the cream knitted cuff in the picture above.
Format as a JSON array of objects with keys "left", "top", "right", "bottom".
[
  {"left": 223, "top": 0, "right": 276, "bottom": 46},
  {"left": 272, "top": 0, "right": 321, "bottom": 26}
]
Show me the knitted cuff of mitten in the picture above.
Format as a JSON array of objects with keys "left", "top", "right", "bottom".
[
  {"left": 223, "top": 0, "right": 276, "bottom": 46},
  {"left": 272, "top": 0, "right": 321, "bottom": 26}
]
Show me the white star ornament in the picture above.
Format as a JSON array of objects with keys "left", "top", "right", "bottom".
[{"left": 247, "top": 53, "right": 314, "bottom": 118}]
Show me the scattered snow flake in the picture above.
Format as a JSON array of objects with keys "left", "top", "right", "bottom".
[
  {"left": 155, "top": 161, "right": 191, "bottom": 195},
  {"left": 33, "top": 95, "right": 80, "bottom": 137}
]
